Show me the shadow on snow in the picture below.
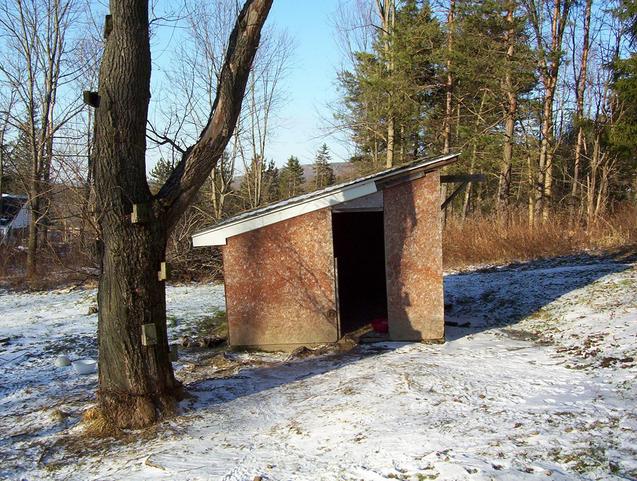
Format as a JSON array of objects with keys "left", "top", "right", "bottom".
[{"left": 188, "top": 252, "right": 634, "bottom": 411}]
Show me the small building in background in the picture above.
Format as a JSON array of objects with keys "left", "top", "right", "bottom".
[
  {"left": 0, "top": 194, "right": 30, "bottom": 243},
  {"left": 192, "top": 154, "right": 458, "bottom": 350}
]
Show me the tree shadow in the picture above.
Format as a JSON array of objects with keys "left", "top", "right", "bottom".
[
  {"left": 186, "top": 249, "right": 635, "bottom": 412},
  {"left": 443, "top": 251, "right": 636, "bottom": 341},
  {"left": 183, "top": 341, "right": 403, "bottom": 411}
]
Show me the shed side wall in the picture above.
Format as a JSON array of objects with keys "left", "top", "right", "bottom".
[
  {"left": 223, "top": 208, "right": 338, "bottom": 348},
  {"left": 384, "top": 171, "right": 444, "bottom": 341}
]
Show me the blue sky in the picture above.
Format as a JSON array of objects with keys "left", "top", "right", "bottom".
[
  {"left": 266, "top": 0, "right": 350, "bottom": 165},
  {"left": 150, "top": 0, "right": 352, "bottom": 168}
]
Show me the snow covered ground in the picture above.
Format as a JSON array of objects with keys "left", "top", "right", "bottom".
[{"left": 0, "top": 254, "right": 635, "bottom": 480}]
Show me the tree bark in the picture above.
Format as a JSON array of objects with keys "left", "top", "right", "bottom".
[
  {"left": 527, "top": 0, "right": 572, "bottom": 223},
  {"left": 92, "top": 0, "right": 272, "bottom": 429},
  {"left": 535, "top": 79, "right": 555, "bottom": 222},
  {"left": 443, "top": 0, "right": 455, "bottom": 155},
  {"left": 570, "top": 0, "right": 592, "bottom": 214},
  {"left": 497, "top": 2, "right": 518, "bottom": 216},
  {"left": 376, "top": 0, "right": 396, "bottom": 168},
  {"left": 0, "top": 110, "right": 7, "bottom": 226}
]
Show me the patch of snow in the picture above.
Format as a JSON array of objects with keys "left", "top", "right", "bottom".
[{"left": 0, "top": 258, "right": 635, "bottom": 480}]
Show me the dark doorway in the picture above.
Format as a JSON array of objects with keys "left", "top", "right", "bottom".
[{"left": 332, "top": 211, "right": 388, "bottom": 336}]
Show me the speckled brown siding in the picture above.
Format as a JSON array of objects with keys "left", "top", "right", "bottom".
[
  {"left": 223, "top": 208, "right": 338, "bottom": 348},
  {"left": 384, "top": 172, "right": 444, "bottom": 341}
]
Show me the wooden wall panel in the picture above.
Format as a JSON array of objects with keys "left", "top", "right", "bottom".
[
  {"left": 384, "top": 172, "right": 444, "bottom": 341},
  {"left": 223, "top": 208, "right": 338, "bottom": 349}
]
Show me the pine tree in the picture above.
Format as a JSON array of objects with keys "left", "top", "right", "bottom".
[
  {"left": 610, "top": 0, "right": 637, "bottom": 202},
  {"left": 149, "top": 158, "right": 175, "bottom": 193},
  {"left": 279, "top": 155, "right": 305, "bottom": 198},
  {"left": 336, "top": 1, "right": 443, "bottom": 172},
  {"left": 313, "top": 144, "right": 335, "bottom": 189},
  {"left": 262, "top": 159, "right": 280, "bottom": 203}
]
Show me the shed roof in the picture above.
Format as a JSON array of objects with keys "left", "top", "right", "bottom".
[{"left": 192, "top": 153, "right": 459, "bottom": 247}]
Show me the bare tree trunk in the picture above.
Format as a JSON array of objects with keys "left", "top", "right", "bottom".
[
  {"left": 0, "top": 105, "right": 8, "bottom": 217},
  {"left": 526, "top": 144, "right": 535, "bottom": 226},
  {"left": 497, "top": 3, "right": 518, "bottom": 216},
  {"left": 463, "top": 90, "right": 487, "bottom": 220},
  {"left": 595, "top": 161, "right": 610, "bottom": 218},
  {"left": 586, "top": 132, "right": 600, "bottom": 226},
  {"left": 0, "top": 144, "right": 3, "bottom": 216},
  {"left": 443, "top": 0, "right": 455, "bottom": 155},
  {"left": 92, "top": 0, "right": 174, "bottom": 428},
  {"left": 399, "top": 124, "right": 404, "bottom": 162},
  {"left": 92, "top": 0, "right": 272, "bottom": 429},
  {"left": 26, "top": 123, "right": 40, "bottom": 278},
  {"left": 537, "top": 80, "right": 555, "bottom": 222},
  {"left": 571, "top": 0, "right": 592, "bottom": 215},
  {"left": 527, "top": 0, "right": 572, "bottom": 223},
  {"left": 462, "top": 152, "right": 475, "bottom": 220},
  {"left": 79, "top": 107, "right": 94, "bottom": 251},
  {"left": 376, "top": 0, "right": 396, "bottom": 167},
  {"left": 386, "top": 117, "right": 395, "bottom": 168}
]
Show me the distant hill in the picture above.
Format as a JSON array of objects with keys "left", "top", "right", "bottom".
[
  {"left": 233, "top": 162, "right": 357, "bottom": 190},
  {"left": 300, "top": 162, "right": 356, "bottom": 184}
]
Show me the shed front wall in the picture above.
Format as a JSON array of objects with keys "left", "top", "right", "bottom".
[
  {"left": 384, "top": 171, "right": 444, "bottom": 341},
  {"left": 223, "top": 208, "right": 338, "bottom": 349}
]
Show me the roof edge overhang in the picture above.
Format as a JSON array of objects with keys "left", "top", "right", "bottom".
[{"left": 192, "top": 153, "right": 459, "bottom": 247}]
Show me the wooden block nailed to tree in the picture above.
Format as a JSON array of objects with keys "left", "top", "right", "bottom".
[{"left": 157, "top": 262, "right": 170, "bottom": 281}]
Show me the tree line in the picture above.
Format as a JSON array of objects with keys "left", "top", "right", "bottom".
[
  {"left": 333, "top": 0, "right": 637, "bottom": 226},
  {"left": 0, "top": 0, "right": 339, "bottom": 278},
  {"left": 1, "top": 0, "right": 636, "bottom": 280}
]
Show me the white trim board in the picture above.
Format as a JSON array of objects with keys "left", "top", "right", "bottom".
[
  {"left": 192, "top": 182, "right": 377, "bottom": 246},
  {"left": 192, "top": 153, "right": 459, "bottom": 247}
]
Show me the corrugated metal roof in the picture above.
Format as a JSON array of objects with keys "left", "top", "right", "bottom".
[{"left": 192, "top": 153, "right": 459, "bottom": 246}]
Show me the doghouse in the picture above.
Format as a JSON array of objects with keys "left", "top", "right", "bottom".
[{"left": 192, "top": 153, "right": 459, "bottom": 350}]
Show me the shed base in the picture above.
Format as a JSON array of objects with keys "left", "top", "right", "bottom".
[{"left": 229, "top": 337, "right": 445, "bottom": 352}]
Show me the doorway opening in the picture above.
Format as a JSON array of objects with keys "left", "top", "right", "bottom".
[{"left": 332, "top": 211, "right": 388, "bottom": 336}]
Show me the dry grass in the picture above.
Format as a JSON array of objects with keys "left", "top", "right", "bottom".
[
  {"left": 0, "top": 242, "right": 98, "bottom": 291},
  {"left": 443, "top": 203, "right": 637, "bottom": 269},
  {"left": 81, "top": 406, "right": 122, "bottom": 438}
]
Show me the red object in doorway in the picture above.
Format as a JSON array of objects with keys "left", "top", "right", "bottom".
[{"left": 371, "top": 317, "right": 388, "bottom": 334}]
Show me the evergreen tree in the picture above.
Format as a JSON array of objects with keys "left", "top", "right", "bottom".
[
  {"left": 279, "top": 155, "right": 305, "bottom": 198},
  {"left": 610, "top": 0, "right": 637, "bottom": 200},
  {"left": 313, "top": 144, "right": 335, "bottom": 189},
  {"left": 149, "top": 158, "right": 175, "bottom": 193},
  {"left": 336, "top": 1, "right": 443, "bottom": 172},
  {"left": 262, "top": 159, "right": 280, "bottom": 203},
  {"left": 4, "top": 126, "right": 32, "bottom": 195}
]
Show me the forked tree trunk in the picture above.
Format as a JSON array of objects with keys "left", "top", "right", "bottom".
[
  {"left": 92, "top": 0, "right": 174, "bottom": 428},
  {"left": 92, "top": 0, "right": 272, "bottom": 429}
]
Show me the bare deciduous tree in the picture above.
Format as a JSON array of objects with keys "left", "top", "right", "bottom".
[
  {"left": 525, "top": 0, "right": 573, "bottom": 223},
  {"left": 91, "top": 0, "right": 272, "bottom": 429},
  {"left": 0, "top": 0, "right": 86, "bottom": 276}
]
